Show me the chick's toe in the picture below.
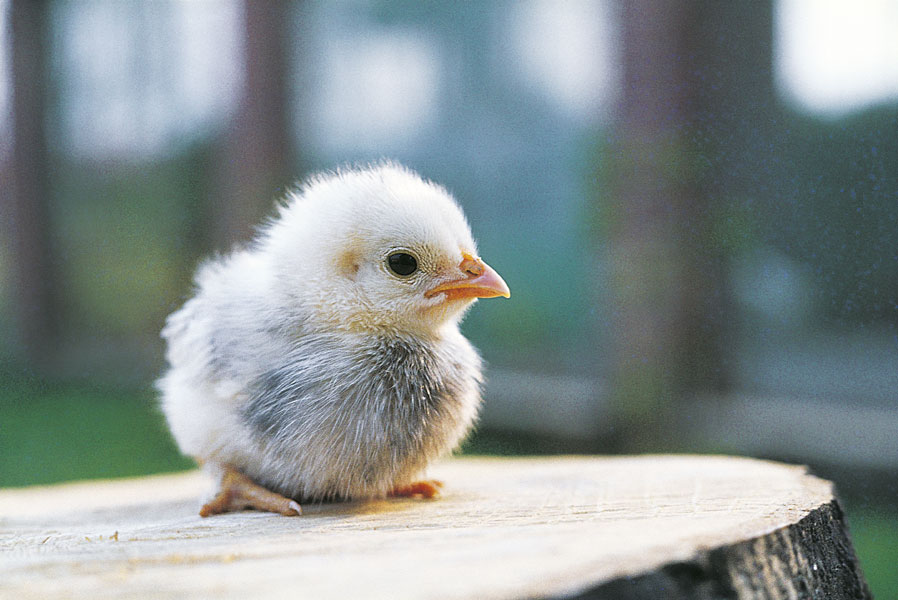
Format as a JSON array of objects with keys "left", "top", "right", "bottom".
[
  {"left": 200, "top": 468, "right": 302, "bottom": 517},
  {"left": 388, "top": 480, "right": 444, "bottom": 499}
]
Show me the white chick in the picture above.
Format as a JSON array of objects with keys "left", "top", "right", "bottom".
[{"left": 157, "top": 163, "right": 510, "bottom": 516}]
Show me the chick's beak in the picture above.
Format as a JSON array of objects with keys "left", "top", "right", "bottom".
[{"left": 425, "top": 254, "right": 511, "bottom": 301}]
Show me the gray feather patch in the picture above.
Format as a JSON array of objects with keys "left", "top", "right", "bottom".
[{"left": 239, "top": 331, "right": 479, "bottom": 500}]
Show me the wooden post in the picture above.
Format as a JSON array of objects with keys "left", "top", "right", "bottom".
[
  {"left": 211, "top": 1, "right": 296, "bottom": 249},
  {"left": 0, "top": 456, "right": 870, "bottom": 599},
  {"left": 604, "top": 1, "right": 749, "bottom": 449},
  {"left": 3, "top": 0, "right": 60, "bottom": 367}
]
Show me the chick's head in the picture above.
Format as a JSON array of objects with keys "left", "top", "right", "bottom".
[{"left": 263, "top": 164, "right": 509, "bottom": 336}]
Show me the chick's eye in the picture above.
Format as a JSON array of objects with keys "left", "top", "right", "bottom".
[{"left": 387, "top": 252, "right": 418, "bottom": 277}]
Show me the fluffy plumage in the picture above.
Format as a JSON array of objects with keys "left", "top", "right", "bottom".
[{"left": 157, "top": 163, "right": 509, "bottom": 514}]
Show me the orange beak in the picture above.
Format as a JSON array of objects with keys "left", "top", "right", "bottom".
[{"left": 425, "top": 254, "right": 511, "bottom": 301}]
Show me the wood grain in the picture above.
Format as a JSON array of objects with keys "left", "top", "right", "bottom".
[{"left": 0, "top": 455, "right": 870, "bottom": 599}]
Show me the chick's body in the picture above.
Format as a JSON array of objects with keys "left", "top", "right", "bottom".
[{"left": 158, "top": 164, "right": 508, "bottom": 513}]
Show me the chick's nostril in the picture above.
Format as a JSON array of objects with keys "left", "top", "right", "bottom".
[
  {"left": 466, "top": 263, "right": 484, "bottom": 277},
  {"left": 459, "top": 256, "right": 484, "bottom": 278}
]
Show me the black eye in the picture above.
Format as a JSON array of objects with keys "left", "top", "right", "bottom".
[{"left": 387, "top": 252, "right": 418, "bottom": 277}]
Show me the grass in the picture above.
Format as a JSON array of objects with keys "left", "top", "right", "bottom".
[
  {"left": 1, "top": 372, "right": 895, "bottom": 597},
  {"left": 846, "top": 505, "right": 898, "bottom": 598},
  {"left": 0, "top": 371, "right": 193, "bottom": 487}
]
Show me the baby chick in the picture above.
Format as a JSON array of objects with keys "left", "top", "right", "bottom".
[{"left": 157, "top": 163, "right": 509, "bottom": 516}]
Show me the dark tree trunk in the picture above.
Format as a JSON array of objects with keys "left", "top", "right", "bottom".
[
  {"left": 3, "top": 0, "right": 60, "bottom": 367},
  {"left": 604, "top": 2, "right": 773, "bottom": 449},
  {"left": 583, "top": 499, "right": 871, "bottom": 599},
  {"left": 211, "top": 1, "right": 296, "bottom": 249}
]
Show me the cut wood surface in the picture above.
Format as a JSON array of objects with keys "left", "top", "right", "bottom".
[{"left": 0, "top": 455, "right": 870, "bottom": 599}]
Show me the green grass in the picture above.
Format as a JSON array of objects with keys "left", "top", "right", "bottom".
[
  {"left": 1, "top": 372, "right": 895, "bottom": 597},
  {"left": 0, "top": 372, "right": 193, "bottom": 487},
  {"left": 847, "top": 506, "right": 898, "bottom": 599}
]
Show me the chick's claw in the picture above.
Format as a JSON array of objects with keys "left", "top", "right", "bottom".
[
  {"left": 388, "top": 480, "right": 444, "bottom": 499},
  {"left": 200, "top": 468, "right": 302, "bottom": 517}
]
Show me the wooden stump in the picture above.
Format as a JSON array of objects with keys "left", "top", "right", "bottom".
[{"left": 0, "top": 456, "right": 870, "bottom": 599}]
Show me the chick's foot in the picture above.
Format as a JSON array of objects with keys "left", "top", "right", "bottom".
[
  {"left": 200, "top": 468, "right": 302, "bottom": 517},
  {"left": 388, "top": 480, "right": 444, "bottom": 499}
]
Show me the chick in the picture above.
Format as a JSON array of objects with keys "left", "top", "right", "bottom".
[{"left": 157, "top": 163, "right": 510, "bottom": 516}]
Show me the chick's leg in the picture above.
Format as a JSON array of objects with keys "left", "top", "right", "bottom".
[
  {"left": 200, "top": 467, "right": 302, "bottom": 517},
  {"left": 388, "top": 480, "right": 444, "bottom": 499}
]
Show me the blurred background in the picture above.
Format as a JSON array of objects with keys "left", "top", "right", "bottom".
[{"left": 1, "top": 0, "right": 896, "bottom": 593}]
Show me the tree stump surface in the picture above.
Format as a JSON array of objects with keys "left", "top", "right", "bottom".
[{"left": 0, "top": 455, "right": 870, "bottom": 599}]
